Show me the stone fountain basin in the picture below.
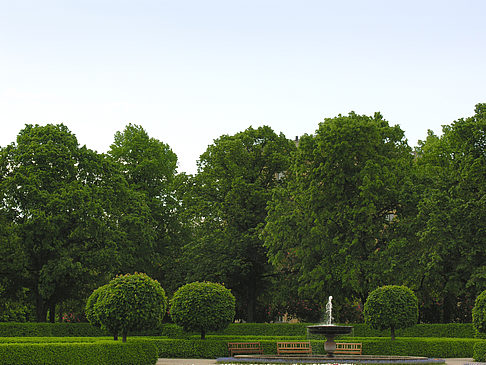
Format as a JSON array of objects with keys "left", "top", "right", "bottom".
[{"left": 307, "top": 325, "right": 353, "bottom": 336}]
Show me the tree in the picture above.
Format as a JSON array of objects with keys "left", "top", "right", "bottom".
[
  {"left": 183, "top": 126, "right": 295, "bottom": 321},
  {"left": 85, "top": 284, "right": 109, "bottom": 330},
  {"left": 89, "top": 273, "right": 167, "bottom": 342},
  {"left": 473, "top": 290, "right": 486, "bottom": 335},
  {"left": 264, "top": 112, "right": 414, "bottom": 308},
  {"left": 170, "top": 281, "right": 235, "bottom": 339},
  {"left": 364, "top": 285, "right": 418, "bottom": 340},
  {"left": 108, "top": 124, "right": 187, "bottom": 293},
  {"left": 410, "top": 104, "right": 486, "bottom": 322},
  {"left": 0, "top": 124, "right": 153, "bottom": 321}
]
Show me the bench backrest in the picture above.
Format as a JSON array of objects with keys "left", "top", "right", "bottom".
[
  {"left": 277, "top": 341, "right": 312, "bottom": 354},
  {"left": 228, "top": 342, "right": 261, "bottom": 350},
  {"left": 335, "top": 342, "right": 362, "bottom": 354}
]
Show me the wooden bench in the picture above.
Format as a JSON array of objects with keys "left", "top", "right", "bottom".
[
  {"left": 277, "top": 341, "right": 312, "bottom": 355},
  {"left": 334, "top": 342, "right": 362, "bottom": 355},
  {"left": 227, "top": 342, "right": 263, "bottom": 357}
]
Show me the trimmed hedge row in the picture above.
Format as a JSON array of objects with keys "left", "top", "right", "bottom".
[
  {"left": 0, "top": 323, "right": 164, "bottom": 337},
  {"left": 0, "top": 323, "right": 107, "bottom": 337},
  {"left": 0, "top": 322, "right": 477, "bottom": 339},
  {"left": 0, "top": 340, "right": 158, "bottom": 365},
  {"left": 160, "top": 323, "right": 476, "bottom": 339},
  {"left": 146, "top": 337, "right": 484, "bottom": 359},
  {"left": 474, "top": 341, "right": 486, "bottom": 362}
]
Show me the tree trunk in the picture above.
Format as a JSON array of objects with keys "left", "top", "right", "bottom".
[
  {"left": 391, "top": 326, "right": 395, "bottom": 341},
  {"left": 113, "top": 333, "right": 118, "bottom": 341},
  {"left": 122, "top": 332, "right": 127, "bottom": 343},
  {"left": 247, "top": 280, "right": 256, "bottom": 322},
  {"left": 201, "top": 329, "right": 206, "bottom": 340},
  {"left": 35, "top": 293, "right": 48, "bottom": 322},
  {"left": 49, "top": 303, "right": 56, "bottom": 323}
]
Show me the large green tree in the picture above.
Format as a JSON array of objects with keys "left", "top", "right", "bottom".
[
  {"left": 108, "top": 124, "right": 186, "bottom": 293},
  {"left": 264, "top": 112, "right": 414, "bottom": 308},
  {"left": 409, "top": 104, "right": 486, "bottom": 322},
  {"left": 0, "top": 124, "right": 153, "bottom": 321},
  {"left": 184, "top": 126, "right": 296, "bottom": 321}
]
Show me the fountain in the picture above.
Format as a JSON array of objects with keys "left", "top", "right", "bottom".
[{"left": 307, "top": 296, "right": 353, "bottom": 357}]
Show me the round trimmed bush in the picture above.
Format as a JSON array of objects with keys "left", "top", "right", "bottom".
[
  {"left": 473, "top": 290, "right": 486, "bottom": 335},
  {"left": 170, "top": 281, "right": 235, "bottom": 339},
  {"left": 364, "top": 285, "right": 418, "bottom": 340},
  {"left": 86, "top": 273, "right": 167, "bottom": 342},
  {"left": 85, "top": 284, "right": 109, "bottom": 329}
]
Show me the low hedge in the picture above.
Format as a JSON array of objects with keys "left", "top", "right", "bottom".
[
  {"left": 0, "top": 323, "right": 107, "bottom": 337},
  {"left": 0, "top": 340, "right": 158, "bottom": 365},
  {"left": 351, "top": 323, "right": 475, "bottom": 338},
  {"left": 0, "top": 322, "right": 477, "bottom": 339},
  {"left": 160, "top": 323, "right": 476, "bottom": 339},
  {"left": 474, "top": 341, "right": 486, "bottom": 361},
  {"left": 147, "top": 337, "right": 481, "bottom": 359},
  {"left": 354, "top": 337, "right": 479, "bottom": 358},
  {"left": 0, "top": 323, "right": 164, "bottom": 338}
]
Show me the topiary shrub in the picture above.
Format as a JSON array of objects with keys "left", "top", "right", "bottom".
[
  {"left": 364, "top": 285, "right": 418, "bottom": 340},
  {"left": 85, "top": 284, "right": 109, "bottom": 329},
  {"left": 86, "top": 273, "right": 167, "bottom": 342},
  {"left": 473, "top": 290, "right": 486, "bottom": 335},
  {"left": 170, "top": 281, "right": 235, "bottom": 339}
]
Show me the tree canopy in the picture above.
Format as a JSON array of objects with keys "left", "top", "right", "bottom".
[
  {"left": 1, "top": 104, "right": 485, "bottom": 324},
  {"left": 264, "top": 112, "right": 414, "bottom": 310},
  {"left": 182, "top": 126, "right": 296, "bottom": 321}
]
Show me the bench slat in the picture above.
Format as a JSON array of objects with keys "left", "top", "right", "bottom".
[
  {"left": 277, "top": 341, "right": 312, "bottom": 355},
  {"left": 228, "top": 342, "right": 263, "bottom": 357},
  {"left": 334, "top": 342, "right": 362, "bottom": 355}
]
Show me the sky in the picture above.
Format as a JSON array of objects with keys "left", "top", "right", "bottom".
[{"left": 1, "top": 0, "right": 485, "bottom": 174}]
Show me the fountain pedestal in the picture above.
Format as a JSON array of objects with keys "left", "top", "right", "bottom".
[{"left": 307, "top": 325, "right": 353, "bottom": 357}]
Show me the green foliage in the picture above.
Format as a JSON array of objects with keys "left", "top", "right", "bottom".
[
  {"left": 0, "top": 323, "right": 107, "bottom": 337},
  {"left": 364, "top": 285, "right": 418, "bottom": 340},
  {"left": 354, "top": 337, "right": 478, "bottom": 358},
  {"left": 0, "top": 124, "right": 156, "bottom": 322},
  {"left": 474, "top": 341, "right": 486, "bottom": 362},
  {"left": 108, "top": 124, "right": 185, "bottom": 293},
  {"left": 170, "top": 281, "right": 235, "bottom": 339},
  {"left": 0, "top": 340, "right": 157, "bottom": 365},
  {"left": 264, "top": 112, "right": 414, "bottom": 309},
  {"left": 85, "top": 284, "right": 109, "bottom": 328},
  {"left": 473, "top": 290, "right": 486, "bottom": 334},
  {"left": 184, "top": 126, "right": 296, "bottom": 321},
  {"left": 89, "top": 273, "right": 167, "bottom": 342},
  {"left": 409, "top": 104, "right": 486, "bottom": 323},
  {"left": 150, "top": 336, "right": 480, "bottom": 358}
]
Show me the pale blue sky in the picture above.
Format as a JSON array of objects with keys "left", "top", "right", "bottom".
[{"left": 1, "top": 0, "right": 485, "bottom": 173}]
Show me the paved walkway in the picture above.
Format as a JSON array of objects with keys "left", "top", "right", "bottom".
[{"left": 156, "top": 358, "right": 475, "bottom": 365}]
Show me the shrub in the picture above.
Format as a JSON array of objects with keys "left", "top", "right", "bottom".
[
  {"left": 88, "top": 273, "right": 167, "bottom": 342},
  {"left": 473, "top": 290, "right": 486, "bottom": 335},
  {"left": 474, "top": 341, "right": 486, "bottom": 362},
  {"left": 0, "top": 340, "right": 158, "bottom": 365},
  {"left": 364, "top": 285, "right": 418, "bottom": 340},
  {"left": 170, "top": 281, "right": 235, "bottom": 339},
  {"left": 85, "top": 284, "right": 109, "bottom": 328}
]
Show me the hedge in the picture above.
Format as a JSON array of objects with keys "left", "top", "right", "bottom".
[
  {"left": 474, "top": 341, "right": 486, "bottom": 362},
  {"left": 160, "top": 323, "right": 476, "bottom": 339},
  {"left": 146, "top": 337, "right": 482, "bottom": 358},
  {"left": 0, "top": 322, "right": 477, "bottom": 339},
  {"left": 0, "top": 323, "right": 163, "bottom": 337},
  {"left": 0, "top": 340, "right": 158, "bottom": 365}
]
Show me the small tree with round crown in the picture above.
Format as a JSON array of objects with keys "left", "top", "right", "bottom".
[
  {"left": 170, "top": 281, "right": 235, "bottom": 339},
  {"left": 364, "top": 285, "right": 418, "bottom": 340},
  {"left": 86, "top": 273, "right": 167, "bottom": 342}
]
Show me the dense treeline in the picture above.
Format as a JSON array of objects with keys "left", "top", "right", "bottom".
[{"left": 0, "top": 104, "right": 485, "bottom": 323}]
